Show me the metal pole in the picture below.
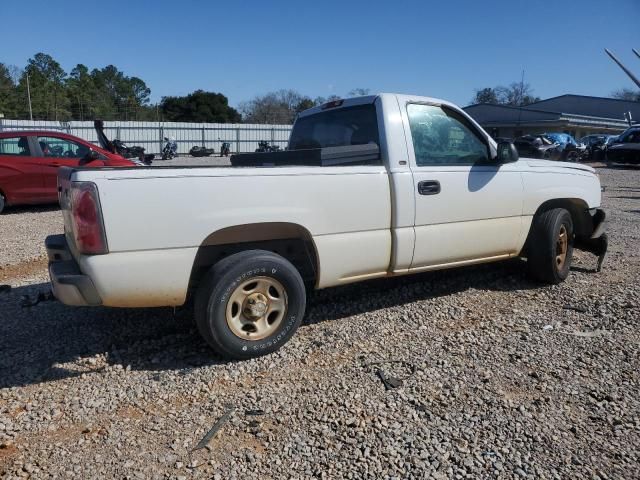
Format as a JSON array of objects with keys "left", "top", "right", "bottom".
[
  {"left": 604, "top": 48, "right": 640, "bottom": 89},
  {"left": 633, "top": 48, "right": 640, "bottom": 61},
  {"left": 201, "top": 126, "right": 205, "bottom": 147},
  {"left": 26, "top": 74, "right": 33, "bottom": 121},
  {"left": 236, "top": 128, "right": 240, "bottom": 153}
]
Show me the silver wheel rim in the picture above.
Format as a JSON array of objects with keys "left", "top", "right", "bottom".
[{"left": 225, "top": 276, "right": 288, "bottom": 341}]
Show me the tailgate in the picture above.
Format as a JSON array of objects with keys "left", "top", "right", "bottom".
[{"left": 57, "top": 167, "right": 76, "bottom": 249}]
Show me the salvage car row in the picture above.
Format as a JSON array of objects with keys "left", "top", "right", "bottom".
[{"left": 507, "top": 129, "right": 637, "bottom": 163}]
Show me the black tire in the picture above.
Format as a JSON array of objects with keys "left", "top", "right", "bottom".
[
  {"left": 0, "top": 193, "right": 5, "bottom": 214},
  {"left": 527, "top": 208, "right": 574, "bottom": 284},
  {"left": 195, "top": 250, "right": 306, "bottom": 359}
]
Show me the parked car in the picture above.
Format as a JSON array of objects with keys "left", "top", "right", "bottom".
[
  {"left": 579, "top": 134, "right": 610, "bottom": 161},
  {"left": 513, "top": 135, "right": 559, "bottom": 159},
  {"left": 605, "top": 126, "right": 640, "bottom": 165},
  {"left": 543, "top": 133, "right": 586, "bottom": 161},
  {"left": 0, "top": 131, "right": 136, "bottom": 213},
  {"left": 605, "top": 135, "right": 619, "bottom": 146},
  {"left": 46, "top": 93, "right": 607, "bottom": 359}
]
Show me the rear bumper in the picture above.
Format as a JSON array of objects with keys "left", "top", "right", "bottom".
[{"left": 46, "top": 234, "right": 102, "bottom": 306}]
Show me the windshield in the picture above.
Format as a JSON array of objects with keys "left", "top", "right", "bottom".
[{"left": 289, "top": 104, "right": 379, "bottom": 150}]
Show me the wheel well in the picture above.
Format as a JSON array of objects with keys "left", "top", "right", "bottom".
[
  {"left": 533, "top": 199, "right": 592, "bottom": 238},
  {"left": 188, "top": 223, "right": 318, "bottom": 293}
]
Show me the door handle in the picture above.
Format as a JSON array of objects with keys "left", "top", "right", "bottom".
[{"left": 418, "top": 180, "right": 441, "bottom": 195}]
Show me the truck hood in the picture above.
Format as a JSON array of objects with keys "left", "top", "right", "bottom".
[{"left": 525, "top": 159, "right": 595, "bottom": 174}]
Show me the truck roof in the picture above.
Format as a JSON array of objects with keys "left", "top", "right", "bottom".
[{"left": 297, "top": 93, "right": 457, "bottom": 119}]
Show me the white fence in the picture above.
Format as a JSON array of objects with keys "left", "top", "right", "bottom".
[{"left": 0, "top": 119, "right": 293, "bottom": 155}]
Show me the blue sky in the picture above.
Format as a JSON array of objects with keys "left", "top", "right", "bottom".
[{"left": 3, "top": 0, "right": 639, "bottom": 108}]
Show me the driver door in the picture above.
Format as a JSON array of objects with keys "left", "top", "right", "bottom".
[
  {"left": 34, "top": 135, "right": 92, "bottom": 197},
  {"left": 402, "top": 102, "right": 524, "bottom": 269}
]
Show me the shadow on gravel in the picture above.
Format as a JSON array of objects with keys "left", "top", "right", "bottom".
[{"left": 0, "top": 258, "right": 566, "bottom": 389}]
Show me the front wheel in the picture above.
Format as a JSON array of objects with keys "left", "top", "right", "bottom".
[
  {"left": 526, "top": 208, "right": 574, "bottom": 284},
  {"left": 195, "top": 250, "right": 306, "bottom": 359},
  {"left": 0, "top": 193, "right": 5, "bottom": 213}
]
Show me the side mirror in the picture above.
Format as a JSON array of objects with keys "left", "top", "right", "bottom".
[
  {"left": 496, "top": 141, "right": 519, "bottom": 163},
  {"left": 79, "top": 149, "right": 100, "bottom": 165}
]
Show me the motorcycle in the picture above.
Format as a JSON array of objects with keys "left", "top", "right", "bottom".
[
  {"left": 255, "top": 140, "right": 282, "bottom": 153},
  {"left": 162, "top": 137, "right": 178, "bottom": 160},
  {"left": 111, "top": 139, "right": 154, "bottom": 164},
  {"left": 220, "top": 142, "right": 231, "bottom": 157},
  {"left": 92, "top": 122, "right": 154, "bottom": 164},
  {"left": 189, "top": 145, "right": 215, "bottom": 157}
]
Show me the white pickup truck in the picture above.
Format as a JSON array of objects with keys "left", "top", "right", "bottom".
[{"left": 46, "top": 93, "right": 607, "bottom": 359}]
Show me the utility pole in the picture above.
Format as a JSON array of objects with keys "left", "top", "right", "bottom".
[
  {"left": 516, "top": 70, "right": 525, "bottom": 129},
  {"left": 604, "top": 48, "right": 640, "bottom": 89},
  {"left": 26, "top": 73, "right": 33, "bottom": 121}
]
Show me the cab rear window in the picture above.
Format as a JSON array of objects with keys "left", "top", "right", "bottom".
[{"left": 289, "top": 104, "right": 379, "bottom": 151}]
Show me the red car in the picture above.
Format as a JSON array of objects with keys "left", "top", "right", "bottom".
[{"left": 0, "top": 131, "right": 135, "bottom": 213}]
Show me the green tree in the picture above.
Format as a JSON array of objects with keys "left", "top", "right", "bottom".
[
  {"left": 19, "top": 53, "right": 70, "bottom": 120},
  {"left": 0, "top": 63, "right": 20, "bottom": 118},
  {"left": 161, "top": 90, "right": 240, "bottom": 123},
  {"left": 495, "top": 82, "right": 540, "bottom": 106},
  {"left": 471, "top": 82, "right": 539, "bottom": 107},
  {"left": 348, "top": 88, "right": 371, "bottom": 97},
  {"left": 67, "top": 64, "right": 96, "bottom": 120},
  {"left": 240, "top": 90, "right": 319, "bottom": 123},
  {"left": 294, "top": 97, "right": 316, "bottom": 114},
  {"left": 472, "top": 87, "right": 499, "bottom": 104},
  {"left": 611, "top": 88, "right": 640, "bottom": 101},
  {"left": 86, "top": 65, "right": 153, "bottom": 120}
]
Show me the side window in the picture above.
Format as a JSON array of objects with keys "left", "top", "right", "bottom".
[
  {"left": 37, "top": 136, "right": 89, "bottom": 158},
  {"left": 0, "top": 136, "right": 31, "bottom": 156},
  {"left": 407, "top": 104, "right": 489, "bottom": 166}
]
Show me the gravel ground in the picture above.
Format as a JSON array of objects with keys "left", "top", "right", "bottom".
[
  {"left": 0, "top": 166, "right": 638, "bottom": 479},
  {"left": 0, "top": 206, "right": 61, "bottom": 276}
]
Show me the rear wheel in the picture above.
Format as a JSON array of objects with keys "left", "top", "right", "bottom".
[
  {"left": 195, "top": 250, "right": 306, "bottom": 359},
  {"left": 527, "top": 208, "right": 574, "bottom": 284},
  {"left": 0, "top": 193, "right": 5, "bottom": 214}
]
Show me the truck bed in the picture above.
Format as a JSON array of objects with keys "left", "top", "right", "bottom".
[{"left": 57, "top": 163, "right": 393, "bottom": 306}]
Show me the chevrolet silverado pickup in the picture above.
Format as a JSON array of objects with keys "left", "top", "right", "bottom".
[{"left": 46, "top": 93, "right": 607, "bottom": 359}]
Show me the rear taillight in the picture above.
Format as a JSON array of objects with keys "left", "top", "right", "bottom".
[{"left": 70, "top": 182, "right": 108, "bottom": 255}]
